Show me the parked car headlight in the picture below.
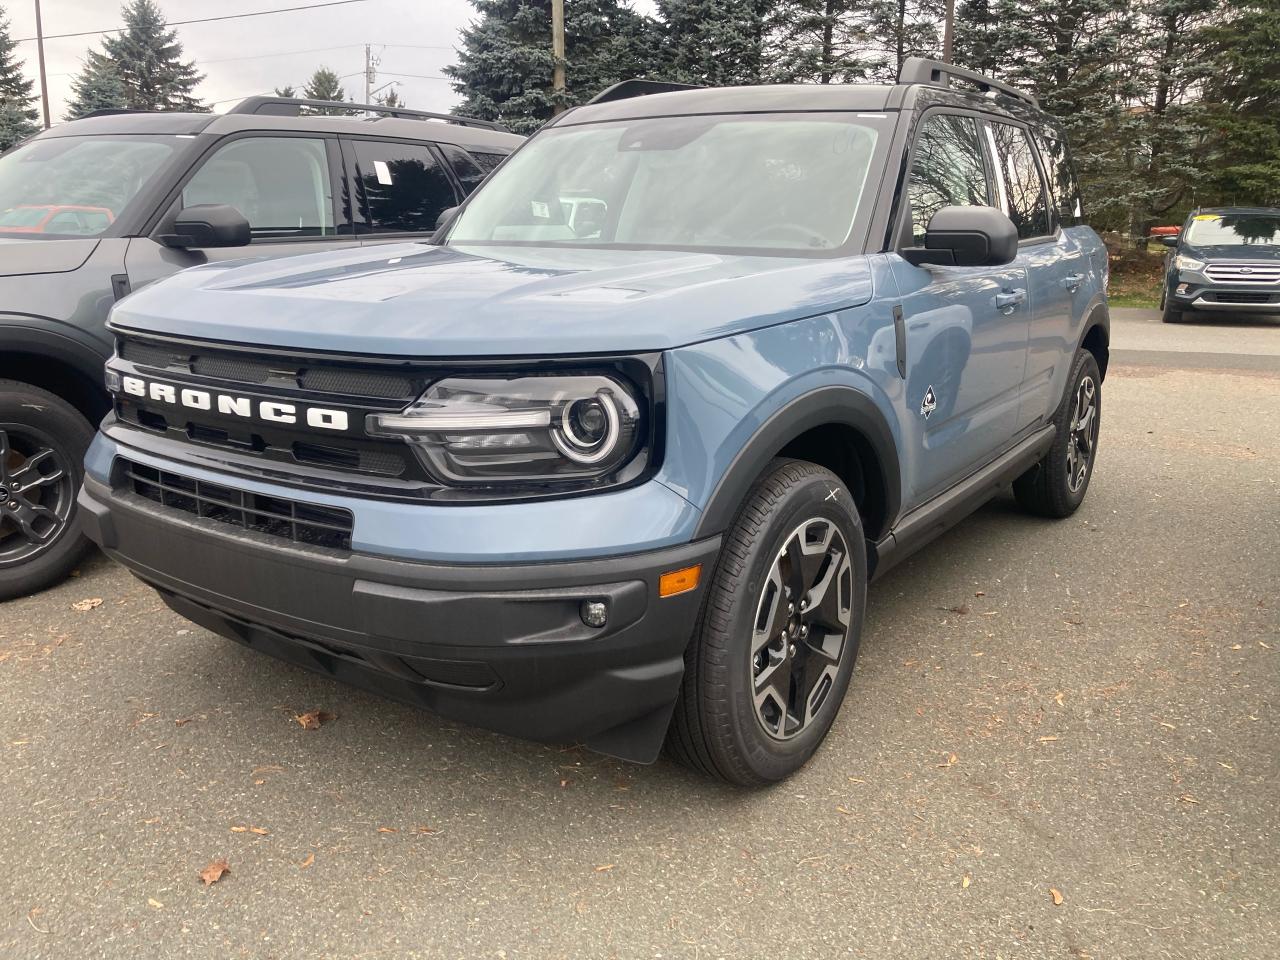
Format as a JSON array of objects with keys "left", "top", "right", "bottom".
[
  {"left": 367, "top": 373, "right": 646, "bottom": 486},
  {"left": 1175, "top": 254, "right": 1206, "bottom": 272}
]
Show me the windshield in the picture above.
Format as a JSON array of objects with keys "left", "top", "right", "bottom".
[
  {"left": 447, "top": 113, "right": 888, "bottom": 254},
  {"left": 0, "top": 135, "right": 183, "bottom": 238},
  {"left": 1185, "top": 213, "right": 1280, "bottom": 248}
]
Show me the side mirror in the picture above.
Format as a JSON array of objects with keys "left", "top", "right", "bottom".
[
  {"left": 159, "top": 204, "right": 250, "bottom": 248},
  {"left": 902, "top": 205, "right": 1018, "bottom": 267},
  {"left": 1160, "top": 235, "right": 1178, "bottom": 248}
]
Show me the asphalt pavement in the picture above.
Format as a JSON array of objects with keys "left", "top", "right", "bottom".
[{"left": 1, "top": 308, "right": 1276, "bottom": 959}]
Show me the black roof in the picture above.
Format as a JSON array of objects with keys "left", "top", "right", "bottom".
[
  {"left": 1196, "top": 206, "right": 1280, "bottom": 216},
  {"left": 29, "top": 103, "right": 523, "bottom": 153}
]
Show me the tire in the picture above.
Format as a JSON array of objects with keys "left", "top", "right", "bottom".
[
  {"left": 1160, "top": 291, "right": 1186, "bottom": 324},
  {"left": 0, "top": 381, "right": 96, "bottom": 601},
  {"left": 1012, "top": 350, "right": 1101, "bottom": 519},
  {"left": 667, "top": 459, "right": 867, "bottom": 786}
]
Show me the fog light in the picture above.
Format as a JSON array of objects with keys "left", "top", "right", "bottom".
[
  {"left": 580, "top": 600, "right": 608, "bottom": 628},
  {"left": 1176, "top": 283, "right": 1189, "bottom": 295}
]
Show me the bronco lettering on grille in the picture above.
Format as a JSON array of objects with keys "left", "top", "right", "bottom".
[{"left": 118, "top": 375, "right": 350, "bottom": 432}]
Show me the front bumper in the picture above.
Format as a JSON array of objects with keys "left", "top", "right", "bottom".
[
  {"left": 78, "top": 472, "right": 719, "bottom": 763},
  {"left": 1171, "top": 278, "right": 1280, "bottom": 313}
]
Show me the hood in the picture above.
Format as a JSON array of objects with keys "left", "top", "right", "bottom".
[
  {"left": 109, "top": 242, "right": 876, "bottom": 356},
  {"left": 0, "top": 237, "right": 100, "bottom": 277},
  {"left": 1182, "top": 242, "right": 1280, "bottom": 263}
]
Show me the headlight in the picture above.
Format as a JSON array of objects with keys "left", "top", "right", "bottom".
[
  {"left": 367, "top": 373, "right": 645, "bottom": 486},
  {"left": 1175, "top": 254, "right": 1206, "bottom": 272}
]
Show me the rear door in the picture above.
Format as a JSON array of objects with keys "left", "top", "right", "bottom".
[
  {"left": 125, "top": 132, "right": 358, "bottom": 289},
  {"left": 342, "top": 138, "right": 462, "bottom": 246},
  {"left": 983, "top": 120, "right": 1076, "bottom": 429},
  {"left": 888, "top": 110, "right": 1030, "bottom": 507}
]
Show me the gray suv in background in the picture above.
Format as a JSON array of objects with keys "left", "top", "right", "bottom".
[{"left": 0, "top": 97, "right": 521, "bottom": 600}]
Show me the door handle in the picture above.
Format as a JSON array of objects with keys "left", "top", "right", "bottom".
[
  {"left": 995, "top": 289, "right": 1026, "bottom": 312},
  {"left": 1062, "top": 274, "right": 1084, "bottom": 292}
]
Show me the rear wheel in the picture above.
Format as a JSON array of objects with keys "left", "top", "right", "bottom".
[
  {"left": 0, "top": 381, "right": 96, "bottom": 601},
  {"left": 1013, "top": 350, "right": 1101, "bottom": 518},
  {"left": 667, "top": 459, "right": 867, "bottom": 785}
]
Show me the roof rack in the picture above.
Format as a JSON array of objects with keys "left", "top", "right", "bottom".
[
  {"left": 226, "top": 96, "right": 510, "bottom": 132},
  {"left": 898, "top": 57, "right": 1037, "bottom": 107},
  {"left": 79, "top": 108, "right": 147, "bottom": 119},
  {"left": 588, "top": 80, "right": 705, "bottom": 105}
]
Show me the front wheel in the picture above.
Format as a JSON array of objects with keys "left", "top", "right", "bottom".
[
  {"left": 1013, "top": 350, "right": 1102, "bottom": 518},
  {"left": 1160, "top": 289, "right": 1186, "bottom": 324},
  {"left": 0, "top": 381, "right": 96, "bottom": 601},
  {"left": 667, "top": 459, "right": 867, "bottom": 785}
]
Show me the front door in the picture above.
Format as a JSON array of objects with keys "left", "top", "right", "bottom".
[
  {"left": 125, "top": 134, "right": 359, "bottom": 291},
  {"left": 890, "top": 112, "right": 1030, "bottom": 508}
]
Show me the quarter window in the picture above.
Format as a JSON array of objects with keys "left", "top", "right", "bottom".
[
  {"left": 1033, "top": 126, "right": 1083, "bottom": 227},
  {"left": 988, "top": 123, "right": 1051, "bottom": 239},
  {"left": 182, "top": 137, "right": 336, "bottom": 240},
  {"left": 907, "top": 114, "right": 991, "bottom": 245},
  {"left": 351, "top": 140, "right": 459, "bottom": 234}
]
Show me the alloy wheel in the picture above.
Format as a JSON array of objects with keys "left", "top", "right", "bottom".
[
  {"left": 1066, "top": 375, "right": 1098, "bottom": 494},
  {"left": 750, "top": 517, "right": 854, "bottom": 740},
  {"left": 0, "top": 427, "right": 75, "bottom": 568}
]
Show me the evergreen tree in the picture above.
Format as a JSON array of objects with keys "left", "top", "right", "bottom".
[
  {"left": 377, "top": 87, "right": 406, "bottom": 109},
  {"left": 65, "top": 53, "right": 128, "bottom": 119},
  {"left": 655, "top": 0, "right": 771, "bottom": 85},
  {"left": 0, "top": 6, "right": 37, "bottom": 149},
  {"left": 864, "top": 0, "right": 945, "bottom": 81},
  {"left": 274, "top": 84, "right": 298, "bottom": 98},
  {"left": 765, "top": 0, "right": 872, "bottom": 84},
  {"left": 446, "top": 0, "right": 657, "bottom": 134},
  {"left": 97, "top": 0, "right": 204, "bottom": 111},
  {"left": 302, "top": 66, "right": 348, "bottom": 113}
]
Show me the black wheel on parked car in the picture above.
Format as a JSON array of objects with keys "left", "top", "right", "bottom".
[
  {"left": 1013, "top": 349, "right": 1102, "bottom": 519},
  {"left": 1159, "top": 286, "right": 1186, "bottom": 324},
  {"left": 0, "top": 381, "right": 96, "bottom": 602},
  {"left": 667, "top": 459, "right": 867, "bottom": 785}
]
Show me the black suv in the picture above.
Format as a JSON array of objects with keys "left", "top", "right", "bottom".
[
  {"left": 1160, "top": 206, "right": 1280, "bottom": 323},
  {"left": 0, "top": 97, "right": 521, "bottom": 599}
]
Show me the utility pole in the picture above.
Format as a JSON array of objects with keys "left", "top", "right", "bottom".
[
  {"left": 551, "top": 0, "right": 565, "bottom": 115},
  {"left": 364, "top": 43, "right": 374, "bottom": 105},
  {"left": 942, "top": 0, "right": 956, "bottom": 62},
  {"left": 33, "top": 0, "right": 50, "bottom": 128}
]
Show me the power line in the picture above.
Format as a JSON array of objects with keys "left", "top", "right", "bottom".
[
  {"left": 201, "top": 43, "right": 363, "bottom": 66},
  {"left": 14, "top": 0, "right": 369, "bottom": 44},
  {"left": 379, "top": 72, "right": 451, "bottom": 81}
]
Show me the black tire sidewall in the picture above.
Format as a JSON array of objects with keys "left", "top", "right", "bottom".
[
  {"left": 708, "top": 464, "right": 867, "bottom": 782},
  {"left": 1043, "top": 350, "right": 1102, "bottom": 513},
  {"left": 0, "top": 382, "right": 96, "bottom": 601}
]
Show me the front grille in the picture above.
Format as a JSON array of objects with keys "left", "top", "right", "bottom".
[
  {"left": 1204, "top": 263, "right": 1280, "bottom": 284},
  {"left": 120, "top": 458, "right": 353, "bottom": 550},
  {"left": 1214, "top": 291, "right": 1275, "bottom": 304},
  {"left": 117, "top": 335, "right": 422, "bottom": 401}
]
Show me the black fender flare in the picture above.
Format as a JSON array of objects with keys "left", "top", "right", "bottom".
[
  {"left": 1078, "top": 299, "right": 1110, "bottom": 378},
  {"left": 692, "top": 385, "right": 902, "bottom": 540}
]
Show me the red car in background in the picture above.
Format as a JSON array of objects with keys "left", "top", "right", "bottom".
[{"left": 0, "top": 204, "right": 115, "bottom": 235}]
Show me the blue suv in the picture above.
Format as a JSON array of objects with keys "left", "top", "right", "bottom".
[{"left": 78, "top": 60, "right": 1110, "bottom": 784}]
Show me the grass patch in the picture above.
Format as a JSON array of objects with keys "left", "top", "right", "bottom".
[{"left": 1103, "top": 234, "right": 1165, "bottom": 310}]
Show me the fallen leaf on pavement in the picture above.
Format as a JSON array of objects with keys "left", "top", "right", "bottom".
[
  {"left": 230, "top": 826, "right": 247, "bottom": 833},
  {"left": 938, "top": 753, "right": 958, "bottom": 768},
  {"left": 415, "top": 826, "right": 437, "bottom": 834},
  {"left": 1050, "top": 887, "right": 1064, "bottom": 906},
  {"left": 71, "top": 598, "right": 103, "bottom": 612},
  {"left": 377, "top": 826, "right": 398, "bottom": 834},
  {"left": 961, "top": 875, "right": 971, "bottom": 889},
  {"left": 147, "top": 898, "right": 163, "bottom": 909},
  {"left": 299, "top": 853, "right": 315, "bottom": 869},
  {"left": 1038, "top": 736, "right": 1059, "bottom": 743},
  {"left": 199, "top": 859, "right": 230, "bottom": 886},
  {"left": 294, "top": 710, "right": 335, "bottom": 730},
  {"left": 594, "top": 864, "right": 615, "bottom": 872},
  {"left": 835, "top": 805, "right": 854, "bottom": 815},
  {"left": 1179, "top": 795, "right": 1200, "bottom": 804}
]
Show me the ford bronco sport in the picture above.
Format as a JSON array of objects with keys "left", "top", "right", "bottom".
[
  {"left": 0, "top": 96, "right": 520, "bottom": 600},
  {"left": 79, "top": 60, "right": 1110, "bottom": 785}
]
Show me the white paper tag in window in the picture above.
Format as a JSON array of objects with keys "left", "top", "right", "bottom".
[
  {"left": 373, "top": 160, "right": 393, "bottom": 186},
  {"left": 530, "top": 200, "right": 550, "bottom": 219}
]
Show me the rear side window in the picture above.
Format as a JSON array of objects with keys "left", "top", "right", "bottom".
[
  {"left": 351, "top": 140, "right": 459, "bottom": 234},
  {"left": 437, "top": 143, "right": 493, "bottom": 195},
  {"left": 907, "top": 114, "right": 990, "bottom": 245},
  {"left": 1033, "top": 126, "right": 1084, "bottom": 226},
  {"left": 987, "top": 122, "right": 1051, "bottom": 239},
  {"left": 182, "top": 136, "right": 337, "bottom": 240}
]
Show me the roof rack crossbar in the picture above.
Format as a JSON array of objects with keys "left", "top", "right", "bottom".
[
  {"left": 588, "top": 79, "right": 705, "bottom": 105},
  {"left": 226, "top": 96, "right": 510, "bottom": 132},
  {"left": 898, "top": 57, "right": 1036, "bottom": 107}
]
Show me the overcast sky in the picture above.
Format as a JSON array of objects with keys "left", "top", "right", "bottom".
[{"left": 3, "top": 0, "right": 508, "bottom": 122}]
